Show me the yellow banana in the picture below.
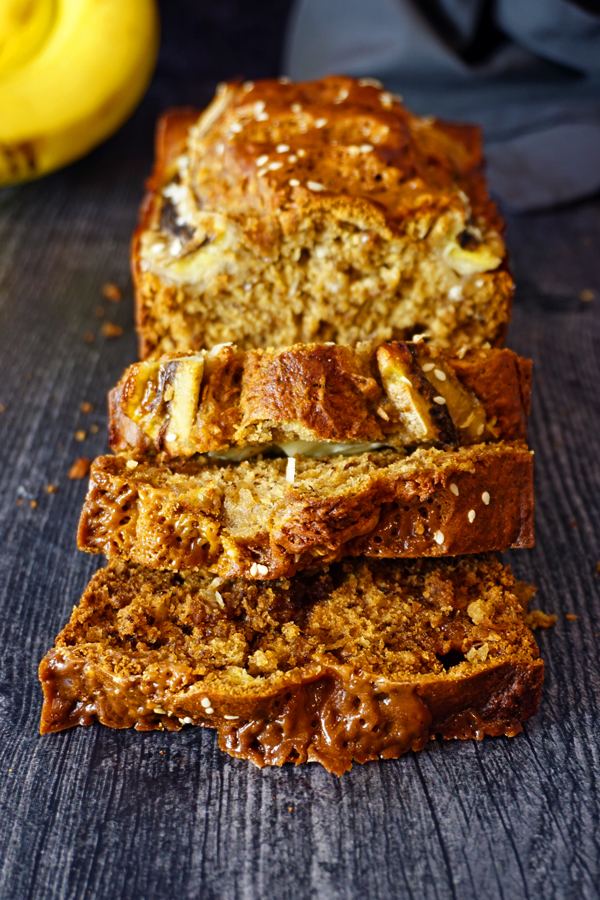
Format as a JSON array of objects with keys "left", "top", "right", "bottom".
[{"left": 0, "top": 0, "right": 160, "bottom": 186}]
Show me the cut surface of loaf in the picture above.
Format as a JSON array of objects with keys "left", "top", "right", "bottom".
[
  {"left": 110, "top": 341, "right": 531, "bottom": 459},
  {"left": 133, "top": 76, "right": 513, "bottom": 359},
  {"left": 39, "top": 555, "right": 547, "bottom": 774},
  {"left": 78, "top": 443, "right": 534, "bottom": 579}
]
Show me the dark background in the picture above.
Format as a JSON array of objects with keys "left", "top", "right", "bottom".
[{"left": 1, "top": 2, "right": 599, "bottom": 898}]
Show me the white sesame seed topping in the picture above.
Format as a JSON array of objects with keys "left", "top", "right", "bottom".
[
  {"left": 334, "top": 88, "right": 349, "bottom": 103},
  {"left": 379, "top": 92, "right": 393, "bottom": 108},
  {"left": 224, "top": 715, "right": 239, "bottom": 720},
  {"left": 400, "top": 375, "right": 412, "bottom": 386},
  {"left": 315, "top": 118, "right": 327, "bottom": 128},
  {"left": 126, "top": 460, "right": 138, "bottom": 469},
  {"left": 291, "top": 103, "right": 302, "bottom": 113},
  {"left": 278, "top": 76, "right": 291, "bottom": 83},
  {"left": 450, "top": 483, "right": 459, "bottom": 496},
  {"left": 360, "top": 144, "right": 373, "bottom": 152},
  {"left": 289, "top": 178, "right": 300, "bottom": 187},
  {"left": 434, "top": 530, "right": 444, "bottom": 545},
  {"left": 268, "top": 160, "right": 283, "bottom": 170},
  {"left": 421, "top": 362, "right": 435, "bottom": 372},
  {"left": 297, "top": 148, "right": 306, "bottom": 157},
  {"left": 475, "top": 278, "right": 484, "bottom": 288},
  {"left": 150, "top": 242, "right": 164, "bottom": 254},
  {"left": 434, "top": 368, "right": 447, "bottom": 381},
  {"left": 482, "top": 342, "right": 491, "bottom": 350},
  {"left": 215, "top": 591, "right": 224, "bottom": 606},
  {"left": 255, "top": 112, "right": 269, "bottom": 121},
  {"left": 307, "top": 181, "right": 326, "bottom": 191},
  {"left": 433, "top": 396, "right": 446, "bottom": 405},
  {"left": 243, "top": 81, "right": 254, "bottom": 91},
  {"left": 477, "top": 423, "right": 485, "bottom": 436},
  {"left": 468, "top": 510, "right": 476, "bottom": 523},
  {"left": 287, "top": 154, "right": 297, "bottom": 163},
  {"left": 346, "top": 145, "right": 360, "bottom": 156},
  {"left": 254, "top": 101, "right": 266, "bottom": 114},
  {"left": 230, "top": 122, "right": 242, "bottom": 133},
  {"left": 358, "top": 77, "right": 383, "bottom": 88},
  {"left": 482, "top": 491, "right": 490, "bottom": 505},
  {"left": 286, "top": 457, "right": 296, "bottom": 483},
  {"left": 456, "top": 345, "right": 468, "bottom": 358},
  {"left": 412, "top": 333, "right": 426, "bottom": 342},
  {"left": 360, "top": 233, "right": 370, "bottom": 243},
  {"left": 201, "top": 697, "right": 211, "bottom": 708},
  {"left": 257, "top": 166, "right": 269, "bottom": 177},
  {"left": 256, "top": 154, "right": 269, "bottom": 166},
  {"left": 153, "top": 708, "right": 166, "bottom": 715},
  {"left": 179, "top": 717, "right": 193, "bottom": 725},
  {"left": 377, "top": 407, "right": 389, "bottom": 421},
  {"left": 177, "top": 154, "right": 189, "bottom": 170},
  {"left": 250, "top": 562, "right": 259, "bottom": 577},
  {"left": 276, "top": 144, "right": 290, "bottom": 153},
  {"left": 257, "top": 564, "right": 269, "bottom": 576},
  {"left": 205, "top": 707, "right": 214, "bottom": 715},
  {"left": 448, "top": 285, "right": 463, "bottom": 301}
]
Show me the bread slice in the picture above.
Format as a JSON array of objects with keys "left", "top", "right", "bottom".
[
  {"left": 39, "top": 555, "right": 548, "bottom": 774},
  {"left": 133, "top": 75, "right": 513, "bottom": 360},
  {"left": 77, "top": 443, "right": 533, "bottom": 579},
  {"left": 109, "top": 341, "right": 531, "bottom": 459}
]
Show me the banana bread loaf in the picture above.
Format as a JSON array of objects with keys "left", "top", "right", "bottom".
[
  {"left": 109, "top": 340, "right": 531, "bottom": 459},
  {"left": 39, "top": 555, "right": 548, "bottom": 774},
  {"left": 133, "top": 75, "right": 513, "bottom": 359},
  {"left": 77, "top": 443, "right": 534, "bottom": 579}
]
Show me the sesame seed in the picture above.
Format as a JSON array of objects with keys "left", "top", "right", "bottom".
[
  {"left": 257, "top": 166, "right": 269, "bottom": 177},
  {"left": 482, "top": 491, "right": 490, "bottom": 505},
  {"left": 307, "top": 181, "right": 326, "bottom": 191},
  {"left": 215, "top": 591, "right": 224, "bottom": 606},
  {"left": 201, "top": 697, "right": 211, "bottom": 708},
  {"left": 475, "top": 278, "right": 484, "bottom": 288},
  {"left": 434, "top": 530, "right": 444, "bottom": 545},
  {"left": 434, "top": 369, "right": 447, "bottom": 381},
  {"left": 257, "top": 564, "right": 269, "bottom": 576},
  {"left": 205, "top": 707, "right": 215, "bottom": 715},
  {"left": 224, "top": 715, "right": 239, "bottom": 720},
  {"left": 315, "top": 118, "right": 327, "bottom": 128},
  {"left": 165, "top": 432, "right": 176, "bottom": 441},
  {"left": 400, "top": 375, "right": 412, "bottom": 386},
  {"left": 268, "top": 160, "right": 283, "bottom": 170},
  {"left": 150, "top": 242, "right": 164, "bottom": 253},
  {"left": 179, "top": 717, "right": 193, "bottom": 725},
  {"left": 412, "top": 333, "right": 426, "bottom": 342},
  {"left": 346, "top": 145, "right": 360, "bottom": 156},
  {"left": 379, "top": 92, "right": 393, "bottom": 108},
  {"left": 297, "top": 148, "right": 306, "bottom": 157},
  {"left": 433, "top": 396, "right": 446, "bottom": 405},
  {"left": 276, "top": 144, "right": 290, "bottom": 153},
  {"left": 170, "top": 238, "right": 182, "bottom": 255},
  {"left": 477, "top": 423, "right": 485, "bottom": 436},
  {"left": 482, "top": 342, "right": 491, "bottom": 349},
  {"left": 448, "top": 285, "right": 462, "bottom": 301},
  {"left": 256, "top": 112, "right": 269, "bottom": 121},
  {"left": 291, "top": 103, "right": 302, "bottom": 113},
  {"left": 468, "top": 510, "right": 476, "bottom": 523},
  {"left": 230, "top": 122, "right": 242, "bottom": 133},
  {"left": 360, "top": 144, "right": 373, "bottom": 152},
  {"left": 456, "top": 346, "right": 468, "bottom": 358},
  {"left": 216, "top": 143, "right": 225, "bottom": 155},
  {"left": 377, "top": 407, "right": 389, "bottom": 421},
  {"left": 153, "top": 708, "right": 166, "bottom": 715},
  {"left": 289, "top": 178, "right": 300, "bottom": 187},
  {"left": 358, "top": 78, "right": 383, "bottom": 88},
  {"left": 450, "top": 483, "right": 459, "bottom": 496},
  {"left": 256, "top": 154, "right": 269, "bottom": 166},
  {"left": 250, "top": 563, "right": 259, "bottom": 577},
  {"left": 288, "top": 154, "right": 297, "bottom": 163},
  {"left": 421, "top": 362, "right": 435, "bottom": 372},
  {"left": 126, "top": 460, "right": 138, "bottom": 469},
  {"left": 254, "top": 101, "right": 266, "bottom": 114},
  {"left": 334, "top": 88, "right": 349, "bottom": 103},
  {"left": 286, "top": 457, "right": 296, "bottom": 483},
  {"left": 243, "top": 81, "right": 254, "bottom": 91},
  {"left": 278, "top": 76, "right": 291, "bottom": 84}
]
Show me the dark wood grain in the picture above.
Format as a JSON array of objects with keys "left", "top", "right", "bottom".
[{"left": 1, "top": 3, "right": 599, "bottom": 898}]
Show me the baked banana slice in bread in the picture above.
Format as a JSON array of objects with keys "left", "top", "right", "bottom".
[
  {"left": 109, "top": 341, "right": 531, "bottom": 459},
  {"left": 40, "top": 555, "right": 551, "bottom": 775},
  {"left": 77, "top": 443, "right": 533, "bottom": 579},
  {"left": 133, "top": 75, "right": 513, "bottom": 359}
]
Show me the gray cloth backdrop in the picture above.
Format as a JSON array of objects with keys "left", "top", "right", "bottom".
[{"left": 284, "top": 0, "right": 600, "bottom": 211}]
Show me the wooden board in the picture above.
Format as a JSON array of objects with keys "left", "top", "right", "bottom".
[{"left": 0, "top": 3, "right": 599, "bottom": 897}]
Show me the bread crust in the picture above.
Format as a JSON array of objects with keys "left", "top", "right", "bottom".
[
  {"left": 133, "top": 77, "right": 514, "bottom": 358},
  {"left": 39, "top": 556, "right": 545, "bottom": 774},
  {"left": 77, "top": 443, "right": 534, "bottom": 578},
  {"left": 109, "top": 342, "right": 531, "bottom": 457}
]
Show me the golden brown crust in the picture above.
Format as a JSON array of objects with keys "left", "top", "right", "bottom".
[
  {"left": 109, "top": 342, "right": 530, "bottom": 457},
  {"left": 76, "top": 443, "right": 534, "bottom": 579},
  {"left": 39, "top": 556, "right": 545, "bottom": 774},
  {"left": 133, "top": 77, "right": 514, "bottom": 358}
]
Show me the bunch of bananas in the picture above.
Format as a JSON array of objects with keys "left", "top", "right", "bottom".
[{"left": 0, "top": 0, "right": 160, "bottom": 186}]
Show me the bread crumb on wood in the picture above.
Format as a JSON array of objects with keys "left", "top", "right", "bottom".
[
  {"left": 526, "top": 609, "right": 557, "bottom": 630},
  {"left": 83, "top": 332, "right": 95, "bottom": 343},
  {"left": 101, "top": 322, "right": 124, "bottom": 338},
  {"left": 68, "top": 457, "right": 91, "bottom": 479},
  {"left": 94, "top": 306, "right": 105, "bottom": 318},
  {"left": 0, "top": 404, "right": 5, "bottom": 413},
  {"left": 30, "top": 500, "right": 37, "bottom": 508},
  {"left": 565, "top": 614, "right": 578, "bottom": 621},
  {"left": 102, "top": 282, "right": 123, "bottom": 302},
  {"left": 90, "top": 424, "right": 99, "bottom": 434},
  {"left": 80, "top": 401, "right": 93, "bottom": 414},
  {"left": 74, "top": 429, "right": 86, "bottom": 442},
  {"left": 45, "top": 484, "right": 57, "bottom": 494},
  {"left": 580, "top": 289, "right": 595, "bottom": 303}
]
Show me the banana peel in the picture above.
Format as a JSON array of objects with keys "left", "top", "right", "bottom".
[{"left": 0, "top": 0, "right": 160, "bottom": 186}]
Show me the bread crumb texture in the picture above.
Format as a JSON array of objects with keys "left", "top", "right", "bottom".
[
  {"left": 40, "top": 555, "right": 544, "bottom": 773},
  {"left": 134, "top": 76, "right": 513, "bottom": 359}
]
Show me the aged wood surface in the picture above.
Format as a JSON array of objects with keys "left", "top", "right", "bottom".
[{"left": 0, "top": 3, "right": 599, "bottom": 897}]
